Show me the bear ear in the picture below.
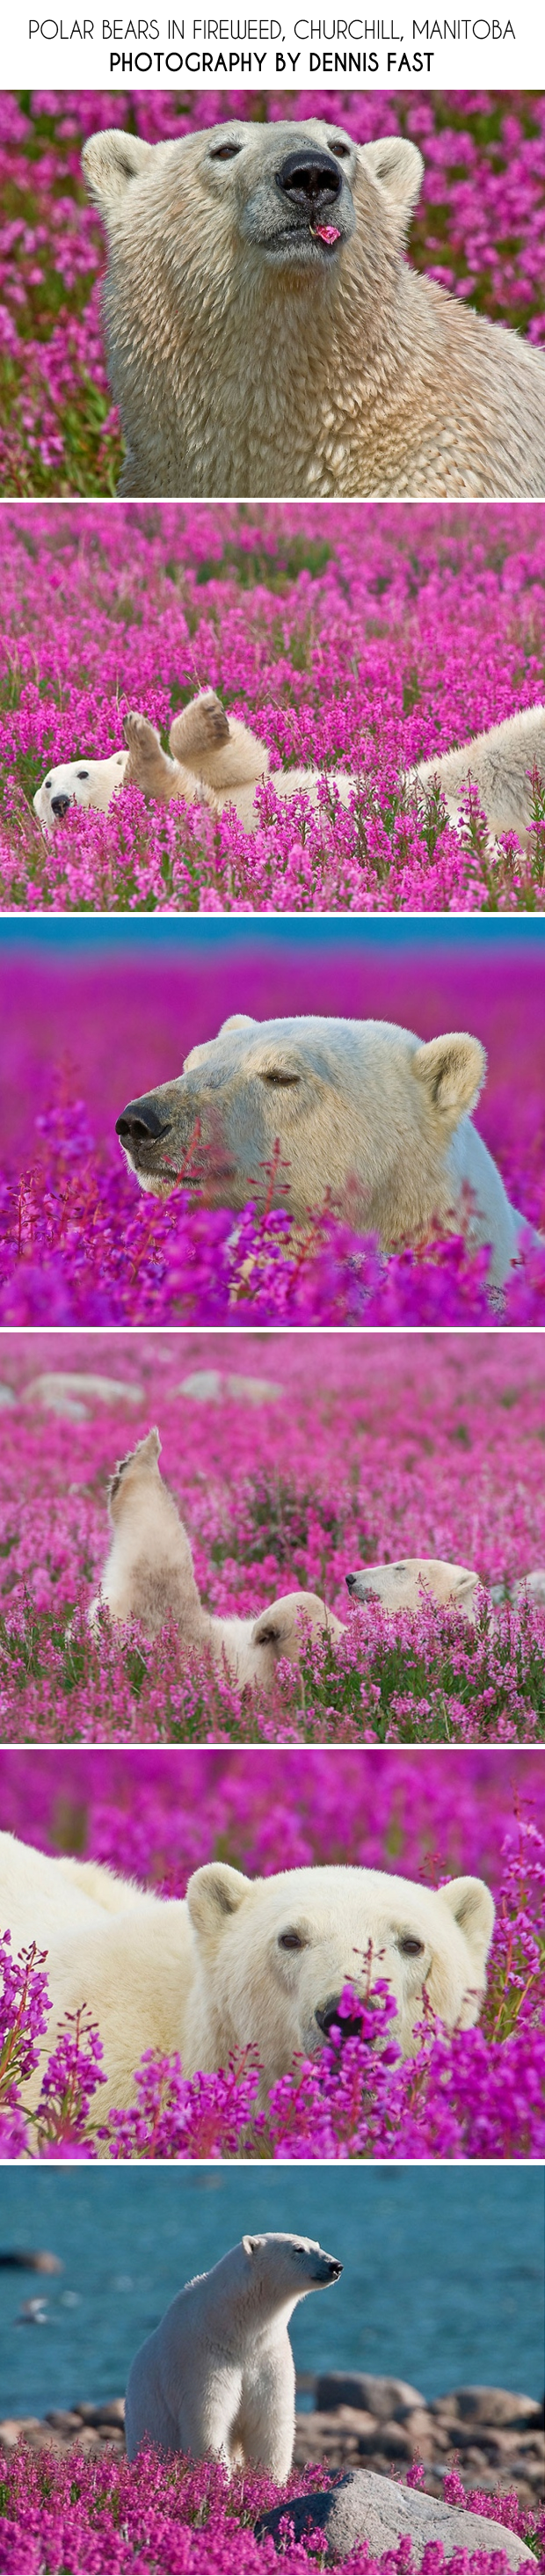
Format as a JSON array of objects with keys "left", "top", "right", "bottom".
[
  {"left": 251, "top": 1603, "right": 289, "bottom": 1648},
  {"left": 360, "top": 135, "right": 424, "bottom": 225},
  {"left": 243, "top": 2236, "right": 262, "bottom": 2257},
  {"left": 186, "top": 1862, "right": 252, "bottom": 1938},
  {"left": 411, "top": 1033, "right": 486, "bottom": 1128},
  {"left": 440, "top": 1877, "right": 496, "bottom": 1971},
  {"left": 82, "top": 130, "right": 154, "bottom": 215},
  {"left": 218, "top": 1015, "right": 258, "bottom": 1033}
]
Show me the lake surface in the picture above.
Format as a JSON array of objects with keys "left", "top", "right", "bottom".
[{"left": 0, "top": 2165, "right": 542, "bottom": 2423}]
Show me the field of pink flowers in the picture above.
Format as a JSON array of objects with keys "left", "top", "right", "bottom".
[
  {"left": 3, "top": 90, "right": 545, "bottom": 505},
  {"left": 1, "top": 1748, "right": 544, "bottom": 2156},
  {"left": 1, "top": 1329, "right": 544, "bottom": 1743},
  {"left": 1, "top": 2446, "right": 541, "bottom": 2575},
  {"left": 4, "top": 501, "right": 545, "bottom": 913},
  {"left": 1, "top": 933, "right": 545, "bottom": 1322}
]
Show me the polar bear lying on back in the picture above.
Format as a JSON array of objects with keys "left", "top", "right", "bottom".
[
  {"left": 82, "top": 118, "right": 545, "bottom": 499},
  {"left": 0, "top": 1832, "right": 495, "bottom": 2127},
  {"left": 33, "top": 690, "right": 545, "bottom": 857},
  {"left": 116, "top": 1012, "right": 533, "bottom": 1292},
  {"left": 126, "top": 2234, "right": 341, "bottom": 2477}
]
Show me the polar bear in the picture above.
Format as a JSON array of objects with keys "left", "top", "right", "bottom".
[
  {"left": 32, "top": 690, "right": 256, "bottom": 835},
  {"left": 346, "top": 1559, "right": 481, "bottom": 1616},
  {"left": 125, "top": 2233, "right": 342, "bottom": 2476},
  {"left": 81, "top": 118, "right": 545, "bottom": 502},
  {"left": 115, "top": 1012, "right": 533, "bottom": 1293},
  {"left": 0, "top": 1834, "right": 495, "bottom": 2128},
  {"left": 90, "top": 1426, "right": 344, "bottom": 1684}
]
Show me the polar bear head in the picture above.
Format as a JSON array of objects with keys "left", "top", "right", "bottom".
[
  {"left": 346, "top": 1558, "right": 480, "bottom": 1616},
  {"left": 83, "top": 120, "right": 423, "bottom": 303},
  {"left": 238, "top": 2232, "right": 342, "bottom": 2311},
  {"left": 115, "top": 1011, "right": 486, "bottom": 1246},
  {"left": 185, "top": 1861, "right": 495, "bottom": 2093},
  {"left": 33, "top": 752, "right": 127, "bottom": 832}
]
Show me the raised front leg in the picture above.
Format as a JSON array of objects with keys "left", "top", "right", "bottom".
[
  {"left": 170, "top": 690, "right": 230, "bottom": 771},
  {"left": 123, "top": 712, "right": 178, "bottom": 803}
]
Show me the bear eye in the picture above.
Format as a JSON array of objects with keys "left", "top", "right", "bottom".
[
  {"left": 397, "top": 1934, "right": 425, "bottom": 1956},
  {"left": 45, "top": 779, "right": 52, "bottom": 789},
  {"left": 210, "top": 142, "right": 243, "bottom": 160},
  {"left": 76, "top": 770, "right": 90, "bottom": 780},
  {"left": 279, "top": 1929, "right": 306, "bottom": 1951},
  {"left": 328, "top": 140, "right": 350, "bottom": 157},
  {"left": 259, "top": 1070, "right": 301, "bottom": 1087}
]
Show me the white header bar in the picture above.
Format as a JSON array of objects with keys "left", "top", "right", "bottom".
[{"left": 3, "top": 8, "right": 541, "bottom": 87}]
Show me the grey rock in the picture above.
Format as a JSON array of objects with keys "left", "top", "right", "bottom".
[
  {"left": 256, "top": 2468, "right": 535, "bottom": 2565},
  {"left": 25, "top": 1373, "right": 143, "bottom": 1418},
  {"left": 76, "top": 2399, "right": 125, "bottom": 2426},
  {"left": 316, "top": 2372, "right": 425, "bottom": 2420},
  {"left": 178, "top": 1368, "right": 280, "bottom": 1406},
  {"left": 0, "top": 1383, "right": 16, "bottom": 1408},
  {"left": 451, "top": 2387, "right": 542, "bottom": 2429}
]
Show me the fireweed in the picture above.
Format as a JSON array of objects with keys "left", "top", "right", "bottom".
[
  {"left": 1, "top": 1060, "right": 545, "bottom": 1331},
  {"left": 3, "top": 90, "right": 545, "bottom": 502},
  {"left": 1, "top": 1331, "right": 545, "bottom": 1740},
  {"left": 4, "top": 499, "right": 545, "bottom": 911},
  {"left": 0, "top": 1775, "right": 544, "bottom": 2157},
  {"left": 0, "top": 2448, "right": 541, "bottom": 2576}
]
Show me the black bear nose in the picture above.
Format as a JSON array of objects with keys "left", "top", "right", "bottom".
[
  {"left": 276, "top": 149, "right": 343, "bottom": 208},
  {"left": 50, "top": 794, "right": 71, "bottom": 818},
  {"left": 316, "top": 1996, "right": 364, "bottom": 2041},
  {"left": 115, "top": 1098, "right": 173, "bottom": 1145}
]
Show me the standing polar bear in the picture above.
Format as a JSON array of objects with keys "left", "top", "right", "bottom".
[
  {"left": 116, "top": 1012, "right": 534, "bottom": 1292},
  {"left": 82, "top": 118, "right": 545, "bottom": 500},
  {"left": 125, "top": 2234, "right": 342, "bottom": 2476},
  {"left": 0, "top": 1833, "right": 496, "bottom": 2127}
]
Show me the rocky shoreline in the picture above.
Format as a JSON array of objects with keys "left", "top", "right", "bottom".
[{"left": 1, "top": 2377, "right": 542, "bottom": 2509}]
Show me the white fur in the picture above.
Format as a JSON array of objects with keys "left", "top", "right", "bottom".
[
  {"left": 125, "top": 2232, "right": 341, "bottom": 2476},
  {"left": 0, "top": 1834, "right": 495, "bottom": 2131}
]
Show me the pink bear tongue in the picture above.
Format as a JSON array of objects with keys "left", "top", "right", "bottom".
[{"left": 313, "top": 223, "right": 341, "bottom": 244}]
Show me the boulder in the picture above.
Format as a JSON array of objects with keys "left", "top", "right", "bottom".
[
  {"left": 450, "top": 2386, "right": 543, "bottom": 2429},
  {"left": 25, "top": 1374, "right": 143, "bottom": 1419},
  {"left": 178, "top": 1369, "right": 280, "bottom": 1406},
  {"left": 256, "top": 2467, "right": 535, "bottom": 2565},
  {"left": 0, "top": 2249, "right": 62, "bottom": 2274},
  {"left": 76, "top": 2400, "right": 125, "bottom": 2426},
  {"left": 0, "top": 1383, "right": 16, "bottom": 1407},
  {"left": 316, "top": 2372, "right": 425, "bottom": 2419}
]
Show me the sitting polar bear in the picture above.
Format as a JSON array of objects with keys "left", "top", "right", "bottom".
[
  {"left": 90, "top": 1426, "right": 344, "bottom": 1685},
  {"left": 82, "top": 119, "right": 545, "bottom": 500},
  {"left": 125, "top": 2233, "right": 342, "bottom": 2476},
  {"left": 116, "top": 1012, "right": 533, "bottom": 1292},
  {"left": 0, "top": 1835, "right": 495, "bottom": 2129}
]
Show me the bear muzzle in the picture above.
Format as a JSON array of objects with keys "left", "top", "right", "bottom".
[
  {"left": 315, "top": 1994, "right": 365, "bottom": 2042},
  {"left": 275, "top": 152, "right": 344, "bottom": 252},
  {"left": 50, "top": 793, "right": 73, "bottom": 819}
]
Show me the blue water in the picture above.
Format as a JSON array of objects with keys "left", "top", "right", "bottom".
[
  {"left": 0, "top": 2167, "right": 541, "bottom": 2423},
  {"left": 0, "top": 919, "right": 543, "bottom": 959}
]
